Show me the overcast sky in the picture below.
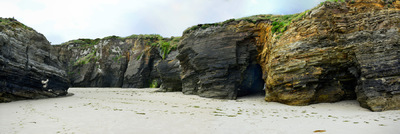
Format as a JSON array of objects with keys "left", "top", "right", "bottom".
[{"left": 0, "top": 0, "right": 324, "bottom": 44}]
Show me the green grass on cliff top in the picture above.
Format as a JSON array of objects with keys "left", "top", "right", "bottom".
[
  {"left": 182, "top": 11, "right": 309, "bottom": 35},
  {"left": 183, "top": 1, "right": 341, "bottom": 35},
  {"left": 0, "top": 17, "right": 34, "bottom": 31},
  {"left": 62, "top": 34, "right": 164, "bottom": 45},
  {"left": 62, "top": 34, "right": 180, "bottom": 60}
]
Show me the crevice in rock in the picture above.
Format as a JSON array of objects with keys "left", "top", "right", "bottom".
[
  {"left": 118, "top": 52, "right": 129, "bottom": 87},
  {"left": 24, "top": 45, "right": 29, "bottom": 70}
]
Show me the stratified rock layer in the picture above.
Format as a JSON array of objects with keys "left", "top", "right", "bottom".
[
  {"left": 52, "top": 36, "right": 163, "bottom": 88},
  {"left": 3, "top": 0, "right": 398, "bottom": 112},
  {"left": 257, "top": 1, "right": 400, "bottom": 111},
  {"left": 156, "top": 51, "right": 182, "bottom": 92},
  {"left": 0, "top": 18, "right": 69, "bottom": 102},
  {"left": 177, "top": 21, "right": 266, "bottom": 99}
]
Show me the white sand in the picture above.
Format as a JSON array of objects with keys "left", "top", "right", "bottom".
[{"left": 1, "top": 88, "right": 400, "bottom": 134}]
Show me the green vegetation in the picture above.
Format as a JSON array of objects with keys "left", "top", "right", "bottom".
[
  {"left": 74, "top": 50, "right": 97, "bottom": 66},
  {"left": 324, "top": 0, "right": 345, "bottom": 3},
  {"left": 62, "top": 38, "right": 100, "bottom": 48},
  {"left": 97, "top": 34, "right": 178, "bottom": 60},
  {"left": 183, "top": 6, "right": 314, "bottom": 37},
  {"left": 103, "top": 35, "right": 123, "bottom": 40},
  {"left": 64, "top": 34, "right": 162, "bottom": 46},
  {"left": 63, "top": 34, "right": 180, "bottom": 66},
  {"left": 125, "top": 34, "right": 162, "bottom": 40},
  {"left": 151, "top": 36, "right": 181, "bottom": 59},
  {"left": 62, "top": 38, "right": 100, "bottom": 66},
  {"left": 113, "top": 55, "right": 125, "bottom": 63},
  {"left": 320, "top": 0, "right": 346, "bottom": 5},
  {"left": 149, "top": 79, "right": 158, "bottom": 88},
  {"left": 136, "top": 52, "right": 144, "bottom": 60},
  {"left": 240, "top": 9, "right": 312, "bottom": 36},
  {"left": 103, "top": 34, "right": 162, "bottom": 40},
  {"left": 0, "top": 17, "right": 33, "bottom": 31},
  {"left": 183, "top": 19, "right": 237, "bottom": 34}
]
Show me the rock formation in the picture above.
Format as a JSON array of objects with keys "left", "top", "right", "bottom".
[
  {"left": 2, "top": 0, "right": 399, "bottom": 111},
  {"left": 176, "top": 0, "right": 400, "bottom": 111},
  {"left": 255, "top": 0, "right": 400, "bottom": 111},
  {"left": 0, "top": 18, "right": 69, "bottom": 102},
  {"left": 156, "top": 50, "right": 182, "bottom": 92},
  {"left": 52, "top": 35, "right": 179, "bottom": 88},
  {"left": 177, "top": 21, "right": 266, "bottom": 99}
]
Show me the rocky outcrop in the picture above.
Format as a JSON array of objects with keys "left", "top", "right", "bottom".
[
  {"left": 0, "top": 18, "right": 69, "bottom": 102},
  {"left": 177, "top": 21, "right": 266, "bottom": 99},
  {"left": 255, "top": 0, "right": 400, "bottom": 111},
  {"left": 3, "top": 0, "right": 398, "bottom": 112},
  {"left": 174, "top": 0, "right": 400, "bottom": 111},
  {"left": 156, "top": 50, "right": 182, "bottom": 92},
  {"left": 121, "top": 38, "right": 162, "bottom": 88},
  {"left": 52, "top": 35, "right": 178, "bottom": 88}
]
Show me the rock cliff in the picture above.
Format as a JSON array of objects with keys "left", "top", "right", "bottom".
[
  {"left": 255, "top": 0, "right": 400, "bottom": 111},
  {"left": 176, "top": 0, "right": 400, "bottom": 111},
  {"left": 52, "top": 35, "right": 180, "bottom": 88},
  {"left": 2, "top": 0, "right": 399, "bottom": 111},
  {"left": 156, "top": 50, "right": 182, "bottom": 92},
  {"left": 177, "top": 20, "right": 266, "bottom": 99},
  {"left": 0, "top": 18, "right": 69, "bottom": 102}
]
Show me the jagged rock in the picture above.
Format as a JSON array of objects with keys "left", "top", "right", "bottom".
[
  {"left": 52, "top": 38, "right": 130, "bottom": 87},
  {"left": 122, "top": 41, "right": 162, "bottom": 88},
  {"left": 353, "top": 29, "right": 400, "bottom": 111},
  {"left": 177, "top": 21, "right": 265, "bottom": 99},
  {"left": 174, "top": 0, "right": 400, "bottom": 111},
  {"left": 257, "top": 1, "right": 400, "bottom": 111},
  {"left": 5, "top": 0, "right": 397, "bottom": 112},
  {"left": 52, "top": 35, "right": 172, "bottom": 88},
  {"left": 0, "top": 18, "right": 69, "bottom": 102},
  {"left": 156, "top": 50, "right": 182, "bottom": 92}
]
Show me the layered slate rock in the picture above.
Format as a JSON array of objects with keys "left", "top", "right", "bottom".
[
  {"left": 257, "top": 1, "right": 400, "bottom": 111},
  {"left": 156, "top": 50, "right": 182, "bottom": 92},
  {"left": 122, "top": 39, "right": 162, "bottom": 88},
  {"left": 177, "top": 21, "right": 266, "bottom": 99},
  {"left": 52, "top": 36, "right": 164, "bottom": 88},
  {"left": 53, "top": 38, "right": 128, "bottom": 87},
  {"left": 0, "top": 18, "right": 69, "bottom": 102}
]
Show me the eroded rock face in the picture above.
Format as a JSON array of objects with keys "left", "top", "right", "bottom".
[
  {"left": 177, "top": 21, "right": 266, "bottom": 99},
  {"left": 156, "top": 50, "right": 182, "bottom": 92},
  {"left": 353, "top": 29, "right": 400, "bottom": 111},
  {"left": 122, "top": 40, "right": 162, "bottom": 88},
  {"left": 175, "top": 0, "right": 400, "bottom": 111},
  {"left": 258, "top": 1, "right": 400, "bottom": 111},
  {"left": 53, "top": 37, "right": 163, "bottom": 88},
  {"left": 0, "top": 18, "right": 69, "bottom": 102}
]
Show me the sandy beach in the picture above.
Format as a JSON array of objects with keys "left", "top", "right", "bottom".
[{"left": 1, "top": 88, "right": 400, "bottom": 134}]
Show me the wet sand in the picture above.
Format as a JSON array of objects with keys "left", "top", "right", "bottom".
[{"left": 1, "top": 88, "right": 400, "bottom": 134}]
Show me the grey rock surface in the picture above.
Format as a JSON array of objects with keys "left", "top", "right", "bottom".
[{"left": 0, "top": 18, "right": 69, "bottom": 102}]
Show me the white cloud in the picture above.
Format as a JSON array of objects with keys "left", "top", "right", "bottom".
[{"left": 0, "top": 0, "right": 322, "bottom": 44}]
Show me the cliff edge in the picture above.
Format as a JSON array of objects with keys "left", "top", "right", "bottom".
[{"left": 0, "top": 18, "right": 69, "bottom": 102}]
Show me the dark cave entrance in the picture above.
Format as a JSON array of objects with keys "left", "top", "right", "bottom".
[
  {"left": 237, "top": 64, "right": 265, "bottom": 97},
  {"left": 313, "top": 66, "right": 359, "bottom": 102}
]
